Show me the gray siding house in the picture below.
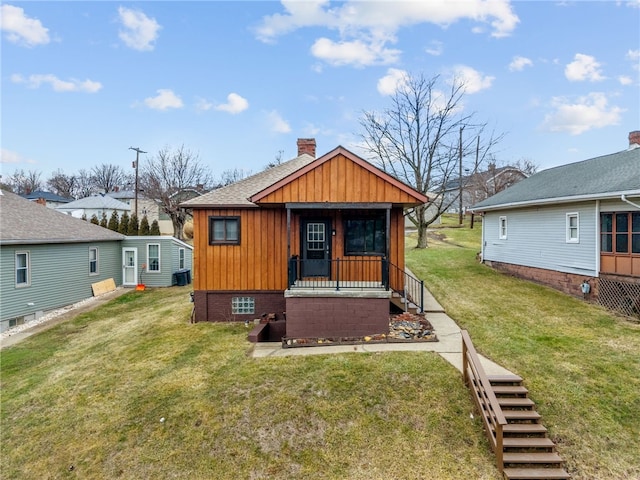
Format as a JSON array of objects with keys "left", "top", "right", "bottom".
[
  {"left": 0, "top": 191, "right": 193, "bottom": 333},
  {"left": 471, "top": 131, "right": 640, "bottom": 318}
]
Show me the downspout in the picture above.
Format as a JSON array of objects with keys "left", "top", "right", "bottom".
[
  {"left": 621, "top": 194, "right": 640, "bottom": 210},
  {"left": 480, "top": 212, "right": 486, "bottom": 263},
  {"left": 595, "top": 200, "right": 600, "bottom": 278}
]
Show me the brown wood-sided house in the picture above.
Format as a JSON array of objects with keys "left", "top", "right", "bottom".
[{"left": 181, "top": 139, "right": 429, "bottom": 341}]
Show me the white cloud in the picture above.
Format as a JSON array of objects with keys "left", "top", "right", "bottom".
[
  {"left": 0, "top": 4, "right": 50, "bottom": 47},
  {"left": 11, "top": 73, "right": 102, "bottom": 93},
  {"left": 627, "top": 49, "right": 640, "bottom": 71},
  {"left": 215, "top": 93, "right": 249, "bottom": 114},
  {"left": 450, "top": 65, "right": 494, "bottom": 94},
  {"left": 0, "top": 148, "right": 35, "bottom": 165},
  {"left": 311, "top": 37, "right": 400, "bottom": 67},
  {"left": 425, "top": 40, "right": 443, "bottom": 56},
  {"left": 509, "top": 55, "right": 533, "bottom": 72},
  {"left": 118, "top": 6, "right": 161, "bottom": 52},
  {"left": 541, "top": 92, "right": 624, "bottom": 135},
  {"left": 143, "top": 89, "right": 183, "bottom": 110},
  {"left": 565, "top": 53, "right": 605, "bottom": 82},
  {"left": 255, "top": 1, "right": 518, "bottom": 67},
  {"left": 267, "top": 110, "right": 291, "bottom": 133},
  {"left": 619, "top": 75, "right": 633, "bottom": 85},
  {"left": 377, "top": 68, "right": 409, "bottom": 96}
]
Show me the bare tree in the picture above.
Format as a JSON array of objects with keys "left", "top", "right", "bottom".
[
  {"left": 464, "top": 157, "right": 538, "bottom": 208},
  {"left": 216, "top": 167, "right": 251, "bottom": 187},
  {"left": 91, "top": 163, "right": 131, "bottom": 193},
  {"left": 359, "top": 73, "right": 502, "bottom": 248},
  {"left": 7, "top": 169, "right": 43, "bottom": 194},
  {"left": 76, "top": 169, "right": 97, "bottom": 198},
  {"left": 140, "top": 145, "right": 213, "bottom": 239},
  {"left": 47, "top": 169, "right": 79, "bottom": 199}
]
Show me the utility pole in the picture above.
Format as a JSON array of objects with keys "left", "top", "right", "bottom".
[
  {"left": 458, "top": 127, "right": 464, "bottom": 226},
  {"left": 129, "top": 147, "right": 146, "bottom": 219}
]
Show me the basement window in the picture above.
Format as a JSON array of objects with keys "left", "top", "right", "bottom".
[
  {"left": 209, "top": 216, "right": 240, "bottom": 245},
  {"left": 232, "top": 297, "right": 254, "bottom": 315}
]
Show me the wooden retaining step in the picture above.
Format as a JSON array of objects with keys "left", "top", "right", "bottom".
[
  {"left": 498, "top": 397, "right": 536, "bottom": 408},
  {"left": 503, "top": 452, "right": 564, "bottom": 464},
  {"left": 502, "top": 410, "right": 542, "bottom": 422},
  {"left": 488, "top": 374, "right": 523, "bottom": 385},
  {"left": 502, "top": 467, "right": 571, "bottom": 479},
  {"left": 502, "top": 423, "right": 548, "bottom": 436},
  {"left": 492, "top": 385, "right": 529, "bottom": 396},
  {"left": 502, "top": 437, "right": 555, "bottom": 449}
]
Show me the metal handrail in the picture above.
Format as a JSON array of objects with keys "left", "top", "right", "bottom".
[
  {"left": 388, "top": 262, "right": 424, "bottom": 313},
  {"left": 287, "top": 257, "right": 387, "bottom": 291}
]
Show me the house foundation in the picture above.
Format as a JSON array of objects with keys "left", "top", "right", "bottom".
[
  {"left": 284, "top": 289, "right": 391, "bottom": 338},
  {"left": 192, "top": 291, "right": 286, "bottom": 323}
]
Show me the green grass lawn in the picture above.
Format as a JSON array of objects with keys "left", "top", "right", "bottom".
[
  {"left": 1, "top": 286, "right": 500, "bottom": 479},
  {"left": 407, "top": 220, "right": 640, "bottom": 480},
  {"left": 2, "top": 221, "right": 638, "bottom": 479}
]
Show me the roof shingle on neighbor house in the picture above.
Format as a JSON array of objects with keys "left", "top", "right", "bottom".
[
  {"left": 471, "top": 136, "right": 640, "bottom": 211},
  {"left": 0, "top": 190, "right": 124, "bottom": 245},
  {"left": 20, "top": 190, "right": 73, "bottom": 204},
  {"left": 55, "top": 194, "right": 131, "bottom": 212}
]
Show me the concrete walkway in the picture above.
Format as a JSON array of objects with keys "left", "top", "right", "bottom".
[{"left": 252, "top": 286, "right": 515, "bottom": 376}]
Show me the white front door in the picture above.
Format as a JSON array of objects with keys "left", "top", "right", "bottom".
[{"left": 123, "top": 248, "right": 137, "bottom": 286}]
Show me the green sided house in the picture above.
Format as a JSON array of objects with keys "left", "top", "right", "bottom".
[
  {"left": 180, "top": 139, "right": 429, "bottom": 341},
  {"left": 0, "top": 190, "right": 193, "bottom": 333}
]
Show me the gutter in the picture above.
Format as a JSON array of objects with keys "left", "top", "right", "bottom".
[
  {"left": 471, "top": 189, "right": 640, "bottom": 213},
  {"left": 621, "top": 194, "right": 640, "bottom": 210}
]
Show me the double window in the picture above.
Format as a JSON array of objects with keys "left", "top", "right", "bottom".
[
  {"left": 147, "top": 243, "right": 160, "bottom": 272},
  {"left": 499, "top": 216, "right": 508, "bottom": 239},
  {"left": 209, "top": 216, "right": 240, "bottom": 245},
  {"left": 566, "top": 213, "right": 579, "bottom": 243},
  {"left": 16, "top": 251, "right": 30, "bottom": 287},
  {"left": 601, "top": 212, "right": 640, "bottom": 254},
  {"left": 344, "top": 216, "right": 386, "bottom": 255}
]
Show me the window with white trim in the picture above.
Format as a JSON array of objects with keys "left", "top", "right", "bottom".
[
  {"left": 232, "top": 297, "right": 255, "bottom": 314},
  {"left": 16, "top": 251, "right": 30, "bottom": 287},
  {"left": 499, "top": 216, "right": 508, "bottom": 239},
  {"left": 147, "top": 243, "right": 160, "bottom": 272},
  {"left": 178, "top": 247, "right": 185, "bottom": 270},
  {"left": 89, "top": 247, "right": 99, "bottom": 275},
  {"left": 566, "top": 213, "right": 579, "bottom": 243}
]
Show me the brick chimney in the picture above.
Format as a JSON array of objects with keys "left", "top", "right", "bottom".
[
  {"left": 297, "top": 138, "right": 316, "bottom": 158},
  {"left": 629, "top": 131, "right": 640, "bottom": 149},
  {"left": 35, "top": 197, "right": 46, "bottom": 206}
]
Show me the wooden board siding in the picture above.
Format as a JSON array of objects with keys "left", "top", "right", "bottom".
[
  {"left": 192, "top": 207, "right": 406, "bottom": 292},
  {"left": 256, "top": 154, "right": 420, "bottom": 205},
  {"left": 0, "top": 241, "right": 122, "bottom": 325},
  {"left": 192, "top": 208, "right": 289, "bottom": 291}
]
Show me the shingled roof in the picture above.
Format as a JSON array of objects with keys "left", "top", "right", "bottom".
[
  {"left": 471, "top": 147, "right": 640, "bottom": 211},
  {"left": 0, "top": 190, "right": 125, "bottom": 245},
  {"left": 181, "top": 153, "right": 316, "bottom": 208}
]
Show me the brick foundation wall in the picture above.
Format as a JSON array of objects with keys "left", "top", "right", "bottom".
[
  {"left": 193, "top": 291, "right": 286, "bottom": 323},
  {"left": 486, "top": 261, "right": 598, "bottom": 299},
  {"left": 285, "top": 296, "right": 389, "bottom": 338}
]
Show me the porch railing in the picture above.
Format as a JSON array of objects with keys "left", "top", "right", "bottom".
[
  {"left": 287, "top": 257, "right": 425, "bottom": 312},
  {"left": 288, "top": 256, "right": 387, "bottom": 290},
  {"left": 388, "top": 262, "right": 424, "bottom": 313}
]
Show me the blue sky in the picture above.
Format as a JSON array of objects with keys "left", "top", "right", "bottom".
[{"left": 2, "top": 1, "right": 639, "bottom": 182}]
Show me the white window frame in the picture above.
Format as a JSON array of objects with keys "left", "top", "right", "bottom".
[
  {"left": 89, "top": 247, "right": 99, "bottom": 275},
  {"left": 147, "top": 243, "right": 161, "bottom": 273},
  {"left": 232, "top": 297, "right": 255, "bottom": 315},
  {"left": 16, "top": 251, "right": 30, "bottom": 287},
  {"left": 499, "top": 216, "right": 508, "bottom": 240},
  {"left": 178, "top": 247, "right": 185, "bottom": 270},
  {"left": 566, "top": 213, "right": 579, "bottom": 243}
]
